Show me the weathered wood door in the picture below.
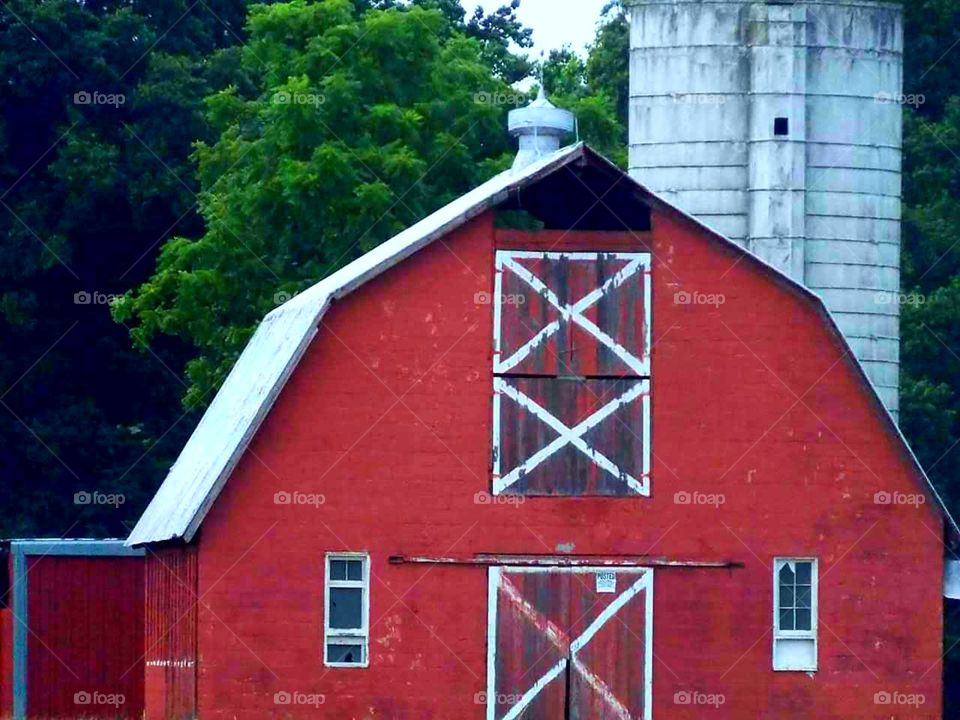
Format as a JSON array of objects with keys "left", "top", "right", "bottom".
[
  {"left": 486, "top": 566, "right": 653, "bottom": 720},
  {"left": 492, "top": 251, "right": 652, "bottom": 497}
]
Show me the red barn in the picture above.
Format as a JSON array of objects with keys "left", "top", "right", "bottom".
[
  {"left": 128, "top": 141, "right": 957, "bottom": 719},
  {"left": 0, "top": 539, "right": 145, "bottom": 719}
]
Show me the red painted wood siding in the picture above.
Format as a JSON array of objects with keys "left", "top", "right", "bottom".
[
  {"left": 26, "top": 555, "right": 144, "bottom": 718},
  {"left": 144, "top": 546, "right": 197, "bottom": 720},
  {"left": 0, "top": 607, "right": 11, "bottom": 717},
  {"left": 188, "top": 209, "right": 944, "bottom": 719}
]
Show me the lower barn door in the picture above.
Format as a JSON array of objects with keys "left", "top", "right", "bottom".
[{"left": 487, "top": 566, "right": 653, "bottom": 720}]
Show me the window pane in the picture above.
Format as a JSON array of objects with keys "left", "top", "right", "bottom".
[
  {"left": 779, "top": 609, "right": 795, "bottom": 631},
  {"left": 347, "top": 559, "right": 364, "bottom": 581},
  {"left": 795, "top": 609, "right": 812, "bottom": 631},
  {"left": 329, "top": 587, "right": 363, "bottom": 629},
  {"left": 327, "top": 643, "right": 364, "bottom": 664},
  {"left": 795, "top": 562, "right": 812, "bottom": 584},
  {"left": 780, "top": 586, "right": 795, "bottom": 609},
  {"left": 329, "top": 559, "right": 347, "bottom": 581},
  {"left": 778, "top": 563, "right": 795, "bottom": 585},
  {"left": 796, "top": 588, "right": 811, "bottom": 609}
]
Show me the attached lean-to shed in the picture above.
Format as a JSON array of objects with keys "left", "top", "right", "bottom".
[{"left": 0, "top": 539, "right": 145, "bottom": 719}]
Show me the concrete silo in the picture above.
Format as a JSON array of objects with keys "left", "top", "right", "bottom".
[{"left": 627, "top": 0, "right": 904, "bottom": 417}]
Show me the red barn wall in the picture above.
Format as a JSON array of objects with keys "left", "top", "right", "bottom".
[
  {"left": 190, "top": 209, "right": 944, "bottom": 719},
  {"left": 26, "top": 555, "right": 144, "bottom": 718},
  {"left": 144, "top": 546, "right": 197, "bottom": 720}
]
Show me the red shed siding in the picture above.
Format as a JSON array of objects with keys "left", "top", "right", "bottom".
[
  {"left": 0, "top": 606, "right": 10, "bottom": 716},
  {"left": 26, "top": 555, "right": 144, "bottom": 718},
  {"left": 187, "top": 209, "right": 943, "bottom": 719},
  {"left": 1, "top": 554, "right": 9, "bottom": 717},
  {"left": 144, "top": 546, "right": 197, "bottom": 720}
]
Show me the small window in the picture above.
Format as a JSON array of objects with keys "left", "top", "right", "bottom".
[
  {"left": 773, "top": 558, "right": 817, "bottom": 671},
  {"left": 774, "top": 117, "right": 790, "bottom": 136},
  {"left": 324, "top": 553, "right": 369, "bottom": 667}
]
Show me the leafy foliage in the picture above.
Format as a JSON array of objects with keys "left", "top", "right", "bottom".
[
  {"left": 899, "top": 1, "right": 960, "bottom": 517},
  {"left": 114, "top": 0, "right": 525, "bottom": 408},
  {"left": 540, "top": 45, "right": 626, "bottom": 168},
  {"left": 0, "top": 0, "right": 260, "bottom": 536}
]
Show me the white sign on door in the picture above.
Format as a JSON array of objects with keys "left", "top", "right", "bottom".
[{"left": 596, "top": 571, "right": 617, "bottom": 593}]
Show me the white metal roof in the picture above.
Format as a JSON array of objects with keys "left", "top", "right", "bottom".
[
  {"left": 127, "top": 142, "right": 958, "bottom": 546},
  {"left": 6, "top": 539, "right": 144, "bottom": 556}
]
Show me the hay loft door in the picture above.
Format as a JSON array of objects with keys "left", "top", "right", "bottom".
[{"left": 492, "top": 251, "right": 652, "bottom": 497}]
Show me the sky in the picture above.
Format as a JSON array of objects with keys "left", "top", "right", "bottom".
[{"left": 463, "top": 0, "right": 610, "bottom": 58}]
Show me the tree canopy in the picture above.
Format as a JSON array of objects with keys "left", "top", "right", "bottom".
[
  {"left": 0, "top": 0, "right": 260, "bottom": 537},
  {"left": 113, "top": 0, "right": 530, "bottom": 409}
]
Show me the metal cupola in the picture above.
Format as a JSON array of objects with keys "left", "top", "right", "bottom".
[{"left": 508, "top": 86, "right": 576, "bottom": 171}]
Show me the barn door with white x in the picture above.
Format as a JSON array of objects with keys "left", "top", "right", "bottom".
[
  {"left": 492, "top": 251, "right": 652, "bottom": 496},
  {"left": 486, "top": 566, "right": 653, "bottom": 720}
]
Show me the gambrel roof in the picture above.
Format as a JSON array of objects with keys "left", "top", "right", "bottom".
[{"left": 127, "top": 143, "right": 958, "bottom": 546}]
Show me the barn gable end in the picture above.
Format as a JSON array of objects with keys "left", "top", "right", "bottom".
[
  {"left": 182, "top": 187, "right": 947, "bottom": 718},
  {"left": 127, "top": 143, "right": 957, "bottom": 549}
]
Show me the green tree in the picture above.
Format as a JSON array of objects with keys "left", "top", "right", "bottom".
[
  {"left": 899, "top": 0, "right": 960, "bottom": 519},
  {"left": 115, "top": 0, "right": 525, "bottom": 408},
  {"left": 586, "top": 1, "right": 630, "bottom": 143},
  {"left": 0, "top": 0, "right": 257, "bottom": 537},
  {"left": 540, "top": 46, "right": 626, "bottom": 167}
]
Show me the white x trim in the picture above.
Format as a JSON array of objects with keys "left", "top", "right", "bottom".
[
  {"left": 493, "top": 251, "right": 651, "bottom": 376},
  {"left": 487, "top": 567, "right": 653, "bottom": 720},
  {"left": 492, "top": 377, "right": 650, "bottom": 496}
]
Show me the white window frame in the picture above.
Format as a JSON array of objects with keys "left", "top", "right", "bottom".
[
  {"left": 324, "top": 552, "right": 370, "bottom": 668},
  {"left": 772, "top": 557, "right": 818, "bottom": 672}
]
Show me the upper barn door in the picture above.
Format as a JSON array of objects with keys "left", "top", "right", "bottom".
[
  {"left": 487, "top": 566, "right": 653, "bottom": 720},
  {"left": 492, "top": 251, "right": 652, "bottom": 496}
]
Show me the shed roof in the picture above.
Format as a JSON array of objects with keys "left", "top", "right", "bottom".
[
  {"left": 2, "top": 539, "right": 143, "bottom": 556},
  {"left": 127, "top": 143, "right": 958, "bottom": 546}
]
